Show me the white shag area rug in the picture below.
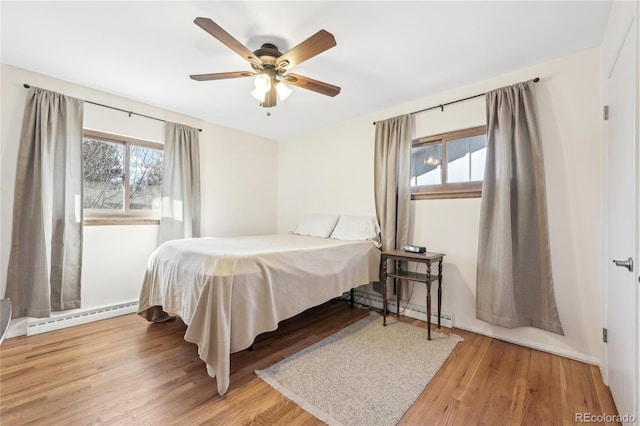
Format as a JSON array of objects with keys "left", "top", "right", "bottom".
[{"left": 255, "top": 312, "right": 462, "bottom": 426}]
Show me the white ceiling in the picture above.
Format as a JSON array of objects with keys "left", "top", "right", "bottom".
[{"left": 1, "top": 1, "right": 611, "bottom": 141}]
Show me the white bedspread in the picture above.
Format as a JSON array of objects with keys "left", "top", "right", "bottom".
[{"left": 137, "top": 234, "right": 381, "bottom": 395}]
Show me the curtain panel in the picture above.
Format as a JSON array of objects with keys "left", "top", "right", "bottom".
[
  {"left": 476, "top": 80, "right": 564, "bottom": 335},
  {"left": 158, "top": 122, "right": 201, "bottom": 245},
  {"left": 6, "top": 87, "right": 84, "bottom": 318},
  {"left": 374, "top": 114, "right": 412, "bottom": 298}
]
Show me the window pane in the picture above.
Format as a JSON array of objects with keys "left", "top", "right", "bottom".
[
  {"left": 82, "top": 138, "right": 124, "bottom": 209},
  {"left": 129, "top": 145, "right": 163, "bottom": 211},
  {"left": 411, "top": 143, "right": 442, "bottom": 186},
  {"left": 446, "top": 134, "right": 487, "bottom": 183}
]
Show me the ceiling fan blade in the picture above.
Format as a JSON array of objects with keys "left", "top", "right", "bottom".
[
  {"left": 283, "top": 73, "right": 341, "bottom": 97},
  {"left": 262, "top": 85, "right": 277, "bottom": 108},
  {"left": 276, "top": 30, "right": 336, "bottom": 71},
  {"left": 194, "top": 17, "right": 260, "bottom": 66},
  {"left": 190, "top": 71, "right": 255, "bottom": 81}
]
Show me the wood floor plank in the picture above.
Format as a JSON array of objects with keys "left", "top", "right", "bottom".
[{"left": 0, "top": 300, "right": 620, "bottom": 425}]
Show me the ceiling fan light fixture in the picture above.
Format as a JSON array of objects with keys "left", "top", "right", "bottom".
[
  {"left": 275, "top": 80, "right": 293, "bottom": 101},
  {"left": 254, "top": 73, "right": 271, "bottom": 91},
  {"left": 251, "top": 73, "right": 272, "bottom": 102},
  {"left": 250, "top": 87, "right": 266, "bottom": 102}
]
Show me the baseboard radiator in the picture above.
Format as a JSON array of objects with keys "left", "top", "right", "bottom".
[
  {"left": 27, "top": 301, "right": 139, "bottom": 336},
  {"left": 351, "top": 290, "right": 454, "bottom": 329},
  {"left": 25, "top": 291, "right": 453, "bottom": 336}
]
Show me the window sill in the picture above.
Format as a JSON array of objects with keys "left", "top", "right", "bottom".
[
  {"left": 83, "top": 218, "right": 160, "bottom": 226},
  {"left": 412, "top": 190, "right": 481, "bottom": 200}
]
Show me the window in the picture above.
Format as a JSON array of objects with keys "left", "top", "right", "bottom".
[
  {"left": 82, "top": 129, "right": 163, "bottom": 225},
  {"left": 411, "top": 126, "right": 487, "bottom": 199}
]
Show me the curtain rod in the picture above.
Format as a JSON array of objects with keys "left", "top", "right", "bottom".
[
  {"left": 23, "top": 84, "right": 202, "bottom": 132},
  {"left": 372, "top": 77, "right": 540, "bottom": 125}
]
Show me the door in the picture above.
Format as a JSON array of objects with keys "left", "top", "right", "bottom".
[{"left": 605, "top": 16, "right": 638, "bottom": 423}]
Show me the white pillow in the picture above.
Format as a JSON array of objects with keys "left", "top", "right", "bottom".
[
  {"left": 294, "top": 214, "right": 340, "bottom": 238},
  {"left": 330, "top": 215, "right": 381, "bottom": 246}
]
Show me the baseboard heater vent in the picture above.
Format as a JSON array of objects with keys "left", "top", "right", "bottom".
[
  {"left": 27, "top": 301, "right": 138, "bottom": 336},
  {"left": 351, "top": 290, "right": 454, "bottom": 329}
]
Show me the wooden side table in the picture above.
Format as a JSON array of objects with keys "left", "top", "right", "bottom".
[{"left": 379, "top": 250, "right": 445, "bottom": 340}]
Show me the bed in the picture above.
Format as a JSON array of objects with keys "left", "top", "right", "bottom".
[{"left": 137, "top": 215, "right": 381, "bottom": 395}]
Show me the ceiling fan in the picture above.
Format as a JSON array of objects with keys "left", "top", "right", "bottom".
[{"left": 189, "top": 17, "right": 341, "bottom": 108}]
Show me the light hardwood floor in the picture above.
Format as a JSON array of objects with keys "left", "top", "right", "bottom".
[{"left": 0, "top": 300, "right": 619, "bottom": 425}]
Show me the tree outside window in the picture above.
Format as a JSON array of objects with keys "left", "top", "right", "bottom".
[{"left": 82, "top": 130, "right": 163, "bottom": 223}]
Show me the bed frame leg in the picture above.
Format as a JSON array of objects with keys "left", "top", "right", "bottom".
[{"left": 350, "top": 289, "right": 354, "bottom": 308}]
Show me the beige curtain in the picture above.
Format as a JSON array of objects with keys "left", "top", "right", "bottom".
[
  {"left": 374, "top": 114, "right": 412, "bottom": 298},
  {"left": 476, "top": 80, "right": 563, "bottom": 335},
  {"left": 6, "top": 87, "right": 84, "bottom": 318},
  {"left": 158, "top": 122, "right": 201, "bottom": 245}
]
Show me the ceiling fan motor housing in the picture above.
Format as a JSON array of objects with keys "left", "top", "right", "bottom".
[{"left": 252, "top": 43, "right": 286, "bottom": 71}]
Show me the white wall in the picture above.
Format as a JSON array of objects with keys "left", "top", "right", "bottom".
[
  {"left": 1, "top": 48, "right": 606, "bottom": 363},
  {"left": 278, "top": 48, "right": 604, "bottom": 365},
  {"left": 1, "top": 64, "right": 278, "bottom": 332}
]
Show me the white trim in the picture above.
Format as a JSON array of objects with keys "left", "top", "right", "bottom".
[
  {"left": 454, "top": 321, "right": 602, "bottom": 367},
  {"left": 353, "top": 290, "right": 600, "bottom": 366}
]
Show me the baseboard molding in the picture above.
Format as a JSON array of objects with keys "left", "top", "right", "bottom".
[
  {"left": 25, "top": 301, "right": 139, "bottom": 336},
  {"left": 10, "top": 294, "right": 601, "bottom": 367},
  {"left": 454, "top": 321, "right": 602, "bottom": 367},
  {"left": 351, "top": 290, "right": 454, "bottom": 329},
  {"left": 351, "top": 290, "right": 600, "bottom": 367}
]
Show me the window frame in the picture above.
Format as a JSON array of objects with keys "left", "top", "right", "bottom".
[
  {"left": 411, "top": 125, "right": 487, "bottom": 200},
  {"left": 82, "top": 129, "right": 163, "bottom": 226}
]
